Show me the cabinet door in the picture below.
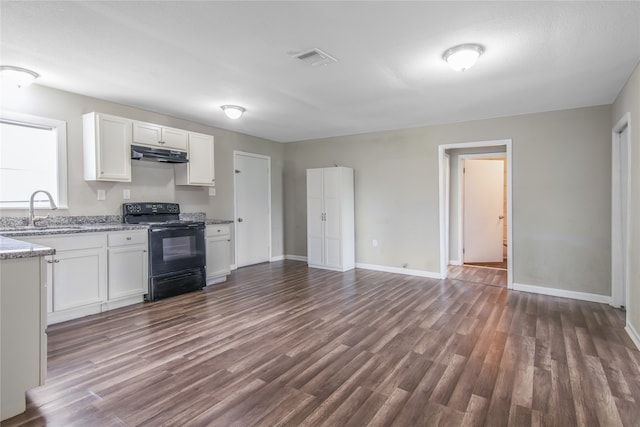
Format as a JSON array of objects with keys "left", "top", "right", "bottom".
[
  {"left": 306, "top": 168, "right": 325, "bottom": 266},
  {"left": 206, "top": 236, "right": 231, "bottom": 279},
  {"left": 97, "top": 114, "right": 132, "bottom": 181},
  {"left": 132, "top": 121, "right": 162, "bottom": 146},
  {"left": 189, "top": 133, "right": 215, "bottom": 185},
  {"left": 108, "top": 245, "right": 148, "bottom": 300},
  {"left": 161, "top": 127, "right": 188, "bottom": 151},
  {"left": 52, "top": 248, "right": 106, "bottom": 312},
  {"left": 322, "top": 168, "right": 343, "bottom": 269}
]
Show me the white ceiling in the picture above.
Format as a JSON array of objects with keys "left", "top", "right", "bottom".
[{"left": 2, "top": 1, "right": 639, "bottom": 143}]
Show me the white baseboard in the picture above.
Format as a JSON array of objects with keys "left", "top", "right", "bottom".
[
  {"left": 512, "top": 282, "right": 611, "bottom": 304},
  {"left": 48, "top": 304, "right": 102, "bottom": 325},
  {"left": 270, "top": 255, "right": 284, "bottom": 262},
  {"left": 449, "top": 259, "right": 462, "bottom": 266},
  {"left": 206, "top": 276, "right": 227, "bottom": 286},
  {"left": 355, "top": 263, "right": 441, "bottom": 279},
  {"left": 230, "top": 264, "right": 238, "bottom": 271},
  {"left": 626, "top": 322, "right": 640, "bottom": 351},
  {"left": 285, "top": 255, "right": 308, "bottom": 262}
]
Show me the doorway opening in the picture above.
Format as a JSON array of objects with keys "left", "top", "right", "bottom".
[
  {"left": 438, "top": 140, "right": 513, "bottom": 289},
  {"left": 611, "top": 113, "right": 630, "bottom": 312}
]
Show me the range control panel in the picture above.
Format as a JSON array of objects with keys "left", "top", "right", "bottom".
[{"left": 123, "top": 202, "right": 180, "bottom": 215}]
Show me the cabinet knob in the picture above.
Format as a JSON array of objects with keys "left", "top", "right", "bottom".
[{"left": 126, "top": 237, "right": 132, "bottom": 240}]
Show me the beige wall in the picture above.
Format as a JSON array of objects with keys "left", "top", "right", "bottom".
[
  {"left": 1, "top": 85, "right": 285, "bottom": 260},
  {"left": 284, "top": 105, "right": 612, "bottom": 296},
  {"left": 612, "top": 62, "right": 640, "bottom": 338}
]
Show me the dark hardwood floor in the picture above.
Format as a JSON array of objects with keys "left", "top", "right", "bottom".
[
  {"left": 3, "top": 260, "right": 639, "bottom": 426},
  {"left": 448, "top": 265, "right": 507, "bottom": 287}
]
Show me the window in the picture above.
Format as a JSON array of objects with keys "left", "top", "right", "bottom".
[{"left": 0, "top": 111, "right": 68, "bottom": 209}]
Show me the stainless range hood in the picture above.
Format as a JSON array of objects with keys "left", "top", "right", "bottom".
[{"left": 131, "top": 144, "right": 188, "bottom": 163}]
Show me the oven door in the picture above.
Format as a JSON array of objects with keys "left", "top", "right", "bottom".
[{"left": 148, "top": 224, "right": 205, "bottom": 276}]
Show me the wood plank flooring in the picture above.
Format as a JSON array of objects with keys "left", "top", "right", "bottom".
[
  {"left": 448, "top": 265, "right": 507, "bottom": 287},
  {"left": 3, "top": 260, "right": 639, "bottom": 426}
]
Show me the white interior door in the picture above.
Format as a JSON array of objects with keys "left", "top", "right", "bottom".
[
  {"left": 463, "top": 159, "right": 504, "bottom": 263},
  {"left": 234, "top": 152, "right": 270, "bottom": 267}
]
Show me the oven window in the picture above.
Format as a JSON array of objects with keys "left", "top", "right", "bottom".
[{"left": 162, "top": 235, "right": 197, "bottom": 262}]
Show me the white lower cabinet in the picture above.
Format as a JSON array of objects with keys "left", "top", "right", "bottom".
[
  {"left": 21, "top": 234, "right": 107, "bottom": 324},
  {"left": 22, "top": 230, "right": 148, "bottom": 324},
  {"left": 206, "top": 224, "right": 231, "bottom": 284},
  {"left": 107, "top": 230, "right": 148, "bottom": 305},
  {"left": 49, "top": 247, "right": 106, "bottom": 312}
]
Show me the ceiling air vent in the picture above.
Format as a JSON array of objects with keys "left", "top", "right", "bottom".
[{"left": 293, "top": 48, "right": 338, "bottom": 67}]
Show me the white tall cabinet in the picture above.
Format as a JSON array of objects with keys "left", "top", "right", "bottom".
[{"left": 307, "top": 167, "right": 355, "bottom": 272}]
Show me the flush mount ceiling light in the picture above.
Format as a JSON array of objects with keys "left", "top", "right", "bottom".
[
  {"left": 442, "top": 44, "right": 484, "bottom": 71},
  {"left": 220, "top": 105, "right": 246, "bottom": 120},
  {"left": 0, "top": 65, "right": 40, "bottom": 88}
]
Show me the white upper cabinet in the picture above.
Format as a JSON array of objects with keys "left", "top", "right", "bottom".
[
  {"left": 175, "top": 132, "right": 215, "bottom": 186},
  {"left": 83, "top": 112, "right": 132, "bottom": 182},
  {"left": 132, "top": 120, "right": 187, "bottom": 151}
]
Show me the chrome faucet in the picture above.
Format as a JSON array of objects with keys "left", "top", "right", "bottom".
[{"left": 28, "top": 190, "right": 58, "bottom": 226}]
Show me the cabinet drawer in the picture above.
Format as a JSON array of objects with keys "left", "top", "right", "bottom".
[
  {"left": 108, "top": 230, "right": 147, "bottom": 247},
  {"left": 206, "top": 225, "right": 230, "bottom": 237},
  {"left": 23, "top": 233, "right": 106, "bottom": 251}
]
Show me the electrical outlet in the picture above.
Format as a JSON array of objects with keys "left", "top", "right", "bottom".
[
  {"left": 123, "top": 189, "right": 130, "bottom": 200},
  {"left": 209, "top": 187, "right": 216, "bottom": 196},
  {"left": 372, "top": 239, "right": 378, "bottom": 247},
  {"left": 97, "top": 189, "right": 106, "bottom": 201}
]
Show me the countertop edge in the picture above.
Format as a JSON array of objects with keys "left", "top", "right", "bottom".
[{"left": 0, "top": 236, "right": 56, "bottom": 260}]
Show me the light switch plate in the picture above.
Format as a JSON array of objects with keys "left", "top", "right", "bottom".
[
  {"left": 97, "top": 189, "right": 106, "bottom": 201},
  {"left": 209, "top": 187, "right": 216, "bottom": 197},
  {"left": 123, "top": 189, "right": 131, "bottom": 200}
]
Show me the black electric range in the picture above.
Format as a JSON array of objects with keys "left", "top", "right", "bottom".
[{"left": 123, "top": 202, "right": 206, "bottom": 301}]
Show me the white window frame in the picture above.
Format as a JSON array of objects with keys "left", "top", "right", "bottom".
[{"left": 0, "top": 110, "right": 68, "bottom": 209}]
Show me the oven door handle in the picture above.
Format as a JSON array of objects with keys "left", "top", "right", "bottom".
[{"left": 150, "top": 224, "right": 204, "bottom": 232}]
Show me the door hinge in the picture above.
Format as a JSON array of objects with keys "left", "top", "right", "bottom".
[{"left": 463, "top": 248, "right": 465, "bottom": 254}]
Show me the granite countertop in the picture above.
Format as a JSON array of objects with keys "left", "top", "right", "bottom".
[
  {"left": 0, "top": 236, "right": 56, "bottom": 260},
  {"left": 0, "top": 222, "right": 147, "bottom": 259},
  {"left": 0, "top": 215, "right": 233, "bottom": 259},
  {"left": 0, "top": 223, "right": 148, "bottom": 238}
]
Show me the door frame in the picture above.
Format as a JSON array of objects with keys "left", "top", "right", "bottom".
[
  {"left": 233, "top": 150, "right": 272, "bottom": 268},
  {"left": 458, "top": 153, "right": 507, "bottom": 265},
  {"left": 438, "top": 139, "right": 513, "bottom": 288},
  {"left": 611, "top": 113, "right": 631, "bottom": 309}
]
